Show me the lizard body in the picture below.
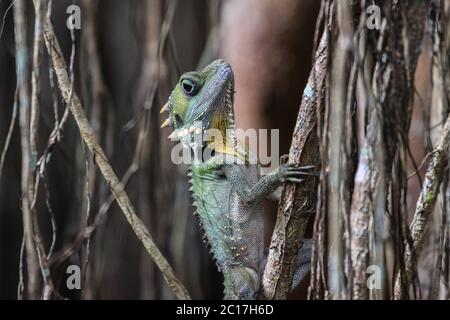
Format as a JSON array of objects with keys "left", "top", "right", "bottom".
[{"left": 161, "top": 60, "right": 312, "bottom": 299}]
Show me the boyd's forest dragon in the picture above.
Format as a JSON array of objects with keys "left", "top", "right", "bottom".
[{"left": 161, "top": 59, "right": 313, "bottom": 299}]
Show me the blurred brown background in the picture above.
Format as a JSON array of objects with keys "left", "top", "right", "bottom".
[{"left": 0, "top": 0, "right": 319, "bottom": 299}]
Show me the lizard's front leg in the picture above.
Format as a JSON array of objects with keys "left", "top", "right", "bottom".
[{"left": 222, "top": 156, "right": 315, "bottom": 206}]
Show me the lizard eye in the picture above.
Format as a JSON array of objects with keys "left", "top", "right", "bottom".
[{"left": 181, "top": 78, "right": 199, "bottom": 96}]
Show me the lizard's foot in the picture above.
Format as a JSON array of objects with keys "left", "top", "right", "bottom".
[
  {"left": 278, "top": 155, "right": 317, "bottom": 183},
  {"left": 224, "top": 266, "right": 259, "bottom": 300}
]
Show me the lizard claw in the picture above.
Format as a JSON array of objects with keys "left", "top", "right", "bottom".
[
  {"left": 296, "top": 165, "right": 315, "bottom": 170},
  {"left": 280, "top": 155, "right": 316, "bottom": 171},
  {"left": 286, "top": 177, "right": 304, "bottom": 183},
  {"left": 278, "top": 160, "right": 317, "bottom": 183},
  {"left": 285, "top": 166, "right": 318, "bottom": 176}
]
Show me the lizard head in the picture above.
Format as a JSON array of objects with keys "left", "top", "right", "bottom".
[{"left": 161, "top": 59, "right": 235, "bottom": 151}]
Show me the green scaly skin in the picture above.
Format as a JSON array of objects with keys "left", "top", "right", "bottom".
[{"left": 162, "top": 59, "right": 312, "bottom": 299}]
